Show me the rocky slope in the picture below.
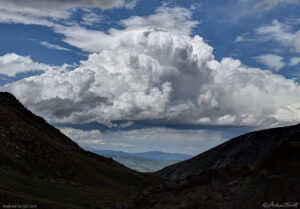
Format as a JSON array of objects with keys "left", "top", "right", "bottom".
[
  {"left": 127, "top": 135, "right": 300, "bottom": 209},
  {"left": 155, "top": 123, "right": 300, "bottom": 179},
  {"left": 0, "top": 92, "right": 147, "bottom": 209}
]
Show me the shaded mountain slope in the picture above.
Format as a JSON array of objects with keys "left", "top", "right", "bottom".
[
  {"left": 0, "top": 92, "right": 147, "bottom": 208},
  {"left": 155, "top": 123, "right": 300, "bottom": 179},
  {"left": 127, "top": 137, "right": 300, "bottom": 209}
]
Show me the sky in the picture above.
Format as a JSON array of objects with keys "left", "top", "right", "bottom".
[{"left": 0, "top": 0, "right": 300, "bottom": 155}]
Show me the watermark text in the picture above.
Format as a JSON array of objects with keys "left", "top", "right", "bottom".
[{"left": 263, "top": 202, "right": 299, "bottom": 208}]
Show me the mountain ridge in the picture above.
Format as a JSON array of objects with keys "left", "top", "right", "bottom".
[{"left": 155, "top": 123, "right": 300, "bottom": 179}]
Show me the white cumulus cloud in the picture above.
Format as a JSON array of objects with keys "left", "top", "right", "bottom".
[
  {"left": 0, "top": 53, "right": 54, "bottom": 77},
  {"left": 2, "top": 8, "right": 300, "bottom": 128},
  {"left": 52, "top": 7, "right": 198, "bottom": 53}
]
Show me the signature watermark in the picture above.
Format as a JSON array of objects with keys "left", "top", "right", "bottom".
[
  {"left": 263, "top": 202, "right": 299, "bottom": 208},
  {"left": 2, "top": 204, "right": 37, "bottom": 209}
]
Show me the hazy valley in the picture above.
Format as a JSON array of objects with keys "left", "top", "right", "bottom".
[{"left": 85, "top": 149, "right": 192, "bottom": 172}]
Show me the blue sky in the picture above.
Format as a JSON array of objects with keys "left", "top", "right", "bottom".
[{"left": 0, "top": 0, "right": 300, "bottom": 155}]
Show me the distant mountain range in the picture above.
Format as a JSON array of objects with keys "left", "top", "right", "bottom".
[{"left": 84, "top": 149, "right": 192, "bottom": 172}]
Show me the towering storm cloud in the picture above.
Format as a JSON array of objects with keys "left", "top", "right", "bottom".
[{"left": 2, "top": 7, "right": 300, "bottom": 128}]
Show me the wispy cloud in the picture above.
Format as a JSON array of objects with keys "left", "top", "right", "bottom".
[
  {"left": 255, "top": 0, "right": 300, "bottom": 11},
  {"left": 256, "top": 20, "right": 300, "bottom": 52},
  {"left": 290, "top": 57, "right": 300, "bottom": 66},
  {"left": 40, "top": 41, "right": 71, "bottom": 52},
  {"left": 0, "top": 0, "right": 135, "bottom": 28},
  {"left": 254, "top": 54, "right": 285, "bottom": 71},
  {"left": 234, "top": 35, "right": 253, "bottom": 42},
  {"left": 80, "top": 10, "right": 104, "bottom": 26},
  {"left": 38, "top": 40, "right": 88, "bottom": 57},
  {"left": 0, "top": 0, "right": 126, "bottom": 20},
  {"left": 125, "top": 0, "right": 139, "bottom": 9}
]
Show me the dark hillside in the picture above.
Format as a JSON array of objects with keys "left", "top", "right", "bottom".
[
  {"left": 128, "top": 137, "right": 300, "bottom": 209},
  {"left": 0, "top": 92, "right": 147, "bottom": 208},
  {"left": 155, "top": 123, "right": 300, "bottom": 179}
]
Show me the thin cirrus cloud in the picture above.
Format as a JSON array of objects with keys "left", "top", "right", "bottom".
[
  {"left": 255, "top": 0, "right": 300, "bottom": 10},
  {"left": 256, "top": 19, "right": 300, "bottom": 52},
  {"left": 2, "top": 7, "right": 300, "bottom": 129},
  {"left": 0, "top": 0, "right": 127, "bottom": 19},
  {"left": 0, "top": 0, "right": 137, "bottom": 28},
  {"left": 0, "top": 9, "right": 56, "bottom": 27},
  {"left": 40, "top": 41, "right": 71, "bottom": 52},
  {"left": 201, "top": 0, "right": 299, "bottom": 24},
  {"left": 39, "top": 41, "right": 88, "bottom": 57},
  {"left": 80, "top": 11, "right": 104, "bottom": 26}
]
